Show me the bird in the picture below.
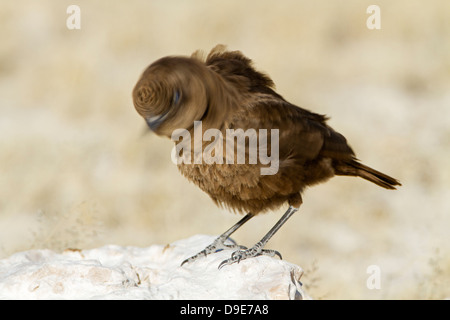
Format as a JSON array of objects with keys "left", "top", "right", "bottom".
[{"left": 132, "top": 45, "right": 401, "bottom": 269}]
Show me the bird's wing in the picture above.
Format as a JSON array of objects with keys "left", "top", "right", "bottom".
[
  {"left": 229, "top": 99, "right": 329, "bottom": 160},
  {"left": 199, "top": 45, "right": 356, "bottom": 164}
]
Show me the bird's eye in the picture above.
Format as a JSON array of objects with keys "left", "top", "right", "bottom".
[{"left": 173, "top": 90, "right": 181, "bottom": 105}]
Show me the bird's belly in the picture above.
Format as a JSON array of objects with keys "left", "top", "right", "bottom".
[{"left": 178, "top": 162, "right": 304, "bottom": 214}]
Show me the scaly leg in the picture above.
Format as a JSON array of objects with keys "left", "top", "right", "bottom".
[
  {"left": 181, "top": 213, "right": 254, "bottom": 266},
  {"left": 218, "top": 206, "right": 299, "bottom": 269}
]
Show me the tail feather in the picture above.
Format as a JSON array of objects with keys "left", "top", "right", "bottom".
[{"left": 335, "top": 160, "right": 401, "bottom": 190}]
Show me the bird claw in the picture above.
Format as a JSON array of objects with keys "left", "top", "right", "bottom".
[
  {"left": 218, "top": 244, "right": 282, "bottom": 269},
  {"left": 181, "top": 236, "right": 246, "bottom": 266}
]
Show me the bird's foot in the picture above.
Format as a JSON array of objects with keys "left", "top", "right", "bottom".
[
  {"left": 218, "top": 242, "right": 282, "bottom": 269},
  {"left": 181, "top": 236, "right": 246, "bottom": 266}
]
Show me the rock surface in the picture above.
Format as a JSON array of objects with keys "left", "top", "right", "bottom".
[{"left": 0, "top": 235, "right": 309, "bottom": 300}]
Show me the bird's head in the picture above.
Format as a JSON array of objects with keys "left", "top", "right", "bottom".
[{"left": 132, "top": 56, "right": 211, "bottom": 137}]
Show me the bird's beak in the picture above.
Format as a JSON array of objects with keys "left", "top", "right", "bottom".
[{"left": 145, "top": 110, "right": 169, "bottom": 131}]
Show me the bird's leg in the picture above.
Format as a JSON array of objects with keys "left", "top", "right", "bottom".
[
  {"left": 181, "top": 213, "right": 254, "bottom": 266},
  {"left": 218, "top": 206, "right": 299, "bottom": 269}
]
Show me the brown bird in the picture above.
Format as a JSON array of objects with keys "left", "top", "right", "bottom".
[{"left": 132, "top": 45, "right": 401, "bottom": 269}]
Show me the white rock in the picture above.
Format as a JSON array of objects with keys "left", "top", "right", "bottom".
[{"left": 0, "top": 235, "right": 310, "bottom": 300}]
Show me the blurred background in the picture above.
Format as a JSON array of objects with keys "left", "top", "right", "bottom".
[{"left": 0, "top": 0, "right": 449, "bottom": 299}]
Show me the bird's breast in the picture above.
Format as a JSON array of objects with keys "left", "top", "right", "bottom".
[{"left": 178, "top": 162, "right": 297, "bottom": 214}]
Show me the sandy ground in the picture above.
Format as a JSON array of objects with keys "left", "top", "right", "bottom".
[{"left": 0, "top": 0, "right": 449, "bottom": 299}]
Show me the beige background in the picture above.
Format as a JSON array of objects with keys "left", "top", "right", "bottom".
[{"left": 0, "top": 0, "right": 449, "bottom": 299}]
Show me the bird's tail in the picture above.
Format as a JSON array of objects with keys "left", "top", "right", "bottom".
[{"left": 335, "top": 159, "right": 401, "bottom": 190}]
